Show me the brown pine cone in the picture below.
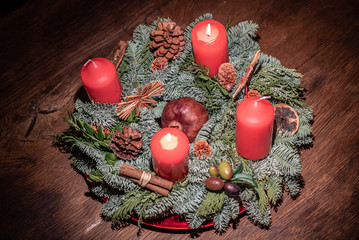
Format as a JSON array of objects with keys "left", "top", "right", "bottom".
[
  {"left": 218, "top": 63, "right": 237, "bottom": 91},
  {"left": 109, "top": 126, "right": 144, "bottom": 160},
  {"left": 151, "top": 57, "right": 168, "bottom": 72},
  {"left": 245, "top": 89, "right": 261, "bottom": 98},
  {"left": 193, "top": 140, "right": 211, "bottom": 158},
  {"left": 149, "top": 21, "right": 186, "bottom": 61}
]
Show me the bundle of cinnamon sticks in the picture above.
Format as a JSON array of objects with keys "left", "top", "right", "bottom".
[{"left": 119, "top": 163, "right": 173, "bottom": 196}]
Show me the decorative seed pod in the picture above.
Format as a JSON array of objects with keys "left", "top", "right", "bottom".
[
  {"left": 109, "top": 126, "right": 144, "bottom": 160},
  {"left": 274, "top": 103, "right": 300, "bottom": 134},
  {"left": 218, "top": 63, "right": 237, "bottom": 91},
  {"left": 194, "top": 140, "right": 211, "bottom": 158},
  {"left": 151, "top": 57, "right": 168, "bottom": 72},
  {"left": 245, "top": 89, "right": 261, "bottom": 98},
  {"left": 149, "top": 21, "right": 186, "bottom": 60}
]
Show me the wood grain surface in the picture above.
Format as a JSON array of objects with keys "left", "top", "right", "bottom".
[{"left": 1, "top": 0, "right": 358, "bottom": 239}]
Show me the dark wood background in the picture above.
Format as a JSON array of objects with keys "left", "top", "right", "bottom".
[{"left": 1, "top": 0, "right": 358, "bottom": 239}]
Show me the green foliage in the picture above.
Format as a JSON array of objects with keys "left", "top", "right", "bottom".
[
  {"left": 57, "top": 14, "right": 313, "bottom": 232},
  {"left": 198, "top": 191, "right": 228, "bottom": 217},
  {"left": 74, "top": 99, "right": 120, "bottom": 128},
  {"left": 60, "top": 110, "right": 110, "bottom": 151},
  {"left": 87, "top": 170, "right": 103, "bottom": 183}
]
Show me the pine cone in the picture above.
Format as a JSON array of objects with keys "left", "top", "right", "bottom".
[
  {"left": 245, "top": 89, "right": 261, "bottom": 98},
  {"left": 149, "top": 21, "right": 186, "bottom": 60},
  {"left": 151, "top": 57, "right": 168, "bottom": 72},
  {"left": 193, "top": 140, "right": 211, "bottom": 158},
  {"left": 109, "top": 126, "right": 144, "bottom": 160},
  {"left": 218, "top": 63, "right": 237, "bottom": 91}
]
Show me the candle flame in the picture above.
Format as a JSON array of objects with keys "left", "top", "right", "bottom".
[
  {"left": 206, "top": 24, "right": 211, "bottom": 37},
  {"left": 166, "top": 133, "right": 172, "bottom": 143}
]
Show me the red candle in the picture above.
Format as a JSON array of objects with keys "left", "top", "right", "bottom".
[
  {"left": 236, "top": 97, "right": 274, "bottom": 160},
  {"left": 191, "top": 20, "right": 228, "bottom": 76},
  {"left": 80, "top": 58, "right": 122, "bottom": 103},
  {"left": 151, "top": 128, "right": 189, "bottom": 182}
]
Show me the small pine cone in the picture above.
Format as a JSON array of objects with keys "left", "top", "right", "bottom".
[
  {"left": 245, "top": 89, "right": 261, "bottom": 98},
  {"left": 151, "top": 57, "right": 168, "bottom": 72},
  {"left": 194, "top": 140, "right": 211, "bottom": 158},
  {"left": 149, "top": 21, "right": 186, "bottom": 61},
  {"left": 109, "top": 126, "right": 144, "bottom": 160},
  {"left": 218, "top": 63, "right": 237, "bottom": 91}
]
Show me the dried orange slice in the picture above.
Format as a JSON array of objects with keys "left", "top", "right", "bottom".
[{"left": 274, "top": 103, "right": 299, "bottom": 134}]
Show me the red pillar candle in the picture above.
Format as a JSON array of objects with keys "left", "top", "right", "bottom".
[
  {"left": 151, "top": 128, "right": 189, "bottom": 182},
  {"left": 80, "top": 58, "right": 122, "bottom": 103},
  {"left": 236, "top": 97, "right": 275, "bottom": 160},
  {"left": 191, "top": 20, "right": 228, "bottom": 76}
]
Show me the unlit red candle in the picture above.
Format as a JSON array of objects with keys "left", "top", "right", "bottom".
[
  {"left": 191, "top": 20, "right": 228, "bottom": 76},
  {"left": 236, "top": 97, "right": 274, "bottom": 160},
  {"left": 80, "top": 58, "right": 122, "bottom": 104},
  {"left": 151, "top": 128, "right": 189, "bottom": 182}
]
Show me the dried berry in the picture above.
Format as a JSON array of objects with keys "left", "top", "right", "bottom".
[
  {"left": 205, "top": 177, "right": 224, "bottom": 191},
  {"left": 218, "top": 161, "right": 233, "bottom": 180},
  {"left": 224, "top": 182, "right": 240, "bottom": 196},
  {"left": 209, "top": 165, "right": 219, "bottom": 177}
]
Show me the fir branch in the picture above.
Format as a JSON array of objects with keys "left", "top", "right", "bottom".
[
  {"left": 265, "top": 175, "right": 283, "bottom": 205},
  {"left": 270, "top": 144, "right": 302, "bottom": 177},
  {"left": 74, "top": 99, "right": 119, "bottom": 128},
  {"left": 198, "top": 191, "right": 228, "bottom": 217},
  {"left": 283, "top": 175, "right": 302, "bottom": 197},
  {"left": 113, "top": 190, "right": 144, "bottom": 223},
  {"left": 257, "top": 180, "right": 268, "bottom": 213},
  {"left": 102, "top": 195, "right": 123, "bottom": 218},
  {"left": 213, "top": 197, "right": 240, "bottom": 232}
]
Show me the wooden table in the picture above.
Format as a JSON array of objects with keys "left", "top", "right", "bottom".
[{"left": 1, "top": 0, "right": 358, "bottom": 239}]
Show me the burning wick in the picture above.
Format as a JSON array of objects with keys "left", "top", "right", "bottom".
[
  {"left": 166, "top": 133, "right": 172, "bottom": 143},
  {"left": 206, "top": 24, "right": 211, "bottom": 37}
]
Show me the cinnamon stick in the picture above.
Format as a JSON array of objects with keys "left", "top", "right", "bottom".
[
  {"left": 128, "top": 177, "right": 170, "bottom": 196},
  {"left": 232, "top": 50, "right": 261, "bottom": 99},
  {"left": 112, "top": 40, "right": 128, "bottom": 69},
  {"left": 119, "top": 164, "right": 174, "bottom": 196}
]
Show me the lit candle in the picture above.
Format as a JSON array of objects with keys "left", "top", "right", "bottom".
[
  {"left": 191, "top": 20, "right": 228, "bottom": 76},
  {"left": 151, "top": 128, "right": 189, "bottom": 182},
  {"left": 236, "top": 97, "right": 274, "bottom": 160},
  {"left": 80, "top": 58, "right": 122, "bottom": 103}
]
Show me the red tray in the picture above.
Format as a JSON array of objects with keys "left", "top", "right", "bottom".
[
  {"left": 131, "top": 207, "right": 246, "bottom": 230},
  {"left": 85, "top": 174, "right": 245, "bottom": 230}
]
